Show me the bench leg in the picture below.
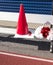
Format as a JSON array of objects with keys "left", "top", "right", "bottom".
[{"left": 50, "top": 41, "right": 53, "bottom": 53}]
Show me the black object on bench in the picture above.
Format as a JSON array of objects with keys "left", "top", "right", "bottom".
[{"left": 34, "top": 36, "right": 53, "bottom": 53}]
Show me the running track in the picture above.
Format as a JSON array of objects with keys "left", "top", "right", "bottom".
[{"left": 0, "top": 52, "right": 53, "bottom": 65}]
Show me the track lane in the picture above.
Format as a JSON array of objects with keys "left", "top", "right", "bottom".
[{"left": 0, "top": 52, "right": 53, "bottom": 65}]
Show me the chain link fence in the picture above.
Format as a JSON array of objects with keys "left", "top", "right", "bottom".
[{"left": 0, "top": 20, "right": 43, "bottom": 29}]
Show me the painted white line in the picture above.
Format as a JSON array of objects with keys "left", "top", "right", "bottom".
[
  {"left": 0, "top": 52, "right": 53, "bottom": 63},
  {"left": 0, "top": 27, "right": 16, "bottom": 34}
]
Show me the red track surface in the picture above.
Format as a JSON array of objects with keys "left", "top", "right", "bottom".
[{"left": 0, "top": 53, "right": 53, "bottom": 65}]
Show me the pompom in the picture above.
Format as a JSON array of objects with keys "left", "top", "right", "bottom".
[{"left": 41, "top": 27, "right": 50, "bottom": 38}]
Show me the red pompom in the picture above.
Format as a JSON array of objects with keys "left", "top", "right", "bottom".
[{"left": 41, "top": 27, "right": 50, "bottom": 38}]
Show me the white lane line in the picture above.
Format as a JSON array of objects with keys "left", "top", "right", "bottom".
[
  {"left": 0, "top": 52, "right": 53, "bottom": 63},
  {"left": 0, "top": 27, "right": 16, "bottom": 34}
]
